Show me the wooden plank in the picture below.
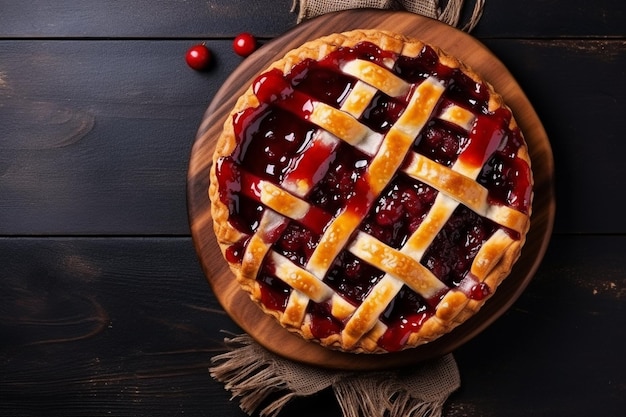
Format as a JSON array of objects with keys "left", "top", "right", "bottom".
[
  {"left": 473, "top": 0, "right": 625, "bottom": 38},
  {"left": 0, "top": 0, "right": 297, "bottom": 39},
  {"left": 0, "top": 0, "right": 623, "bottom": 39},
  {"left": 0, "top": 237, "right": 244, "bottom": 416},
  {"left": 0, "top": 40, "right": 230, "bottom": 235},
  {"left": 0, "top": 235, "right": 624, "bottom": 416},
  {"left": 0, "top": 39, "right": 624, "bottom": 235}
]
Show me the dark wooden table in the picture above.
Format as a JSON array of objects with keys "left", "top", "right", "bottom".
[{"left": 1, "top": 1, "right": 624, "bottom": 416}]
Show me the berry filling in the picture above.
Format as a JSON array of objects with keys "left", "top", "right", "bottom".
[
  {"left": 378, "top": 286, "right": 433, "bottom": 352},
  {"left": 361, "top": 176, "right": 438, "bottom": 249},
  {"left": 422, "top": 205, "right": 498, "bottom": 288},
  {"left": 214, "top": 40, "right": 532, "bottom": 351},
  {"left": 308, "top": 301, "right": 344, "bottom": 340},
  {"left": 307, "top": 142, "right": 371, "bottom": 216},
  {"left": 274, "top": 222, "right": 320, "bottom": 267},
  {"left": 231, "top": 105, "right": 317, "bottom": 184},
  {"left": 257, "top": 271, "right": 291, "bottom": 312},
  {"left": 414, "top": 119, "right": 468, "bottom": 167},
  {"left": 324, "top": 252, "right": 386, "bottom": 306},
  {"left": 478, "top": 147, "right": 533, "bottom": 214},
  {"left": 360, "top": 92, "right": 406, "bottom": 133},
  {"left": 290, "top": 64, "right": 355, "bottom": 108}
]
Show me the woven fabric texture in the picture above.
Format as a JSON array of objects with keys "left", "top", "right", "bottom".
[
  {"left": 210, "top": 334, "right": 460, "bottom": 417},
  {"left": 291, "top": 0, "right": 485, "bottom": 31}
]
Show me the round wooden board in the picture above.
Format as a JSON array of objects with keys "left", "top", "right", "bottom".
[{"left": 187, "top": 10, "right": 555, "bottom": 371}]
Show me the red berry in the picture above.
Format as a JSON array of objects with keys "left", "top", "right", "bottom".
[
  {"left": 375, "top": 197, "right": 403, "bottom": 226},
  {"left": 401, "top": 187, "right": 422, "bottom": 215},
  {"left": 344, "top": 259, "right": 362, "bottom": 278},
  {"left": 185, "top": 43, "right": 211, "bottom": 70},
  {"left": 233, "top": 32, "right": 257, "bottom": 57},
  {"left": 469, "top": 282, "right": 491, "bottom": 300},
  {"left": 280, "top": 227, "right": 302, "bottom": 252}
]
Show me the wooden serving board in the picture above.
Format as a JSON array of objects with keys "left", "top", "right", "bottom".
[{"left": 187, "top": 10, "right": 555, "bottom": 370}]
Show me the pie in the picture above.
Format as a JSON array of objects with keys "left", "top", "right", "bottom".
[{"left": 209, "top": 30, "right": 533, "bottom": 353}]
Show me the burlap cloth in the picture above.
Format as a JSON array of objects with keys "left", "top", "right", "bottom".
[
  {"left": 291, "top": 0, "right": 485, "bottom": 32},
  {"left": 210, "top": 2, "right": 486, "bottom": 416},
  {"left": 211, "top": 334, "right": 460, "bottom": 417}
]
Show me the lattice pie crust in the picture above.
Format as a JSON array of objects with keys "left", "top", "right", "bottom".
[{"left": 209, "top": 30, "right": 533, "bottom": 353}]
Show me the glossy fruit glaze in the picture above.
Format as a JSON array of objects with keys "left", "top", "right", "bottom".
[{"left": 215, "top": 40, "right": 532, "bottom": 351}]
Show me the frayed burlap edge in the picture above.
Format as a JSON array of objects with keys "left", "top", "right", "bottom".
[
  {"left": 291, "top": 0, "right": 485, "bottom": 32},
  {"left": 210, "top": 334, "right": 460, "bottom": 417}
]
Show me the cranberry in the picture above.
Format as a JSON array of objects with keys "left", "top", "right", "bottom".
[
  {"left": 378, "top": 286, "right": 433, "bottom": 352},
  {"left": 361, "top": 93, "right": 404, "bottom": 133},
  {"left": 478, "top": 153, "right": 532, "bottom": 213},
  {"left": 258, "top": 274, "right": 290, "bottom": 311},
  {"left": 275, "top": 224, "right": 319, "bottom": 266},
  {"left": 469, "top": 282, "right": 491, "bottom": 300},
  {"left": 416, "top": 122, "right": 463, "bottom": 166},
  {"left": 401, "top": 187, "right": 422, "bottom": 215},
  {"left": 289, "top": 63, "right": 355, "bottom": 107},
  {"left": 375, "top": 196, "right": 403, "bottom": 226},
  {"left": 325, "top": 253, "right": 384, "bottom": 304},
  {"left": 233, "top": 32, "right": 257, "bottom": 57},
  {"left": 279, "top": 226, "right": 303, "bottom": 252},
  {"left": 447, "top": 72, "right": 489, "bottom": 111},
  {"left": 309, "top": 302, "right": 343, "bottom": 339},
  {"left": 344, "top": 259, "right": 362, "bottom": 278},
  {"left": 185, "top": 43, "right": 212, "bottom": 71},
  {"left": 225, "top": 237, "right": 249, "bottom": 263},
  {"left": 365, "top": 223, "right": 394, "bottom": 245},
  {"left": 394, "top": 55, "right": 430, "bottom": 83}
]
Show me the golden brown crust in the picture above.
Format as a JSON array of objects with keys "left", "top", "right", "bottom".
[{"left": 209, "top": 29, "right": 533, "bottom": 353}]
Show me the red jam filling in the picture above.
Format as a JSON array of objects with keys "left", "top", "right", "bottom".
[
  {"left": 422, "top": 205, "right": 498, "bottom": 288},
  {"left": 307, "top": 142, "right": 371, "bottom": 217},
  {"left": 274, "top": 222, "right": 320, "bottom": 267},
  {"left": 324, "top": 251, "right": 386, "bottom": 305},
  {"left": 414, "top": 119, "right": 467, "bottom": 167},
  {"left": 308, "top": 301, "right": 344, "bottom": 340},
  {"left": 360, "top": 176, "right": 438, "bottom": 250},
  {"left": 258, "top": 274, "right": 290, "bottom": 312},
  {"left": 214, "top": 41, "right": 532, "bottom": 351},
  {"left": 378, "top": 287, "right": 433, "bottom": 352}
]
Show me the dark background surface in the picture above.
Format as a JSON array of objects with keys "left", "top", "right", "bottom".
[{"left": 1, "top": 1, "right": 625, "bottom": 416}]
